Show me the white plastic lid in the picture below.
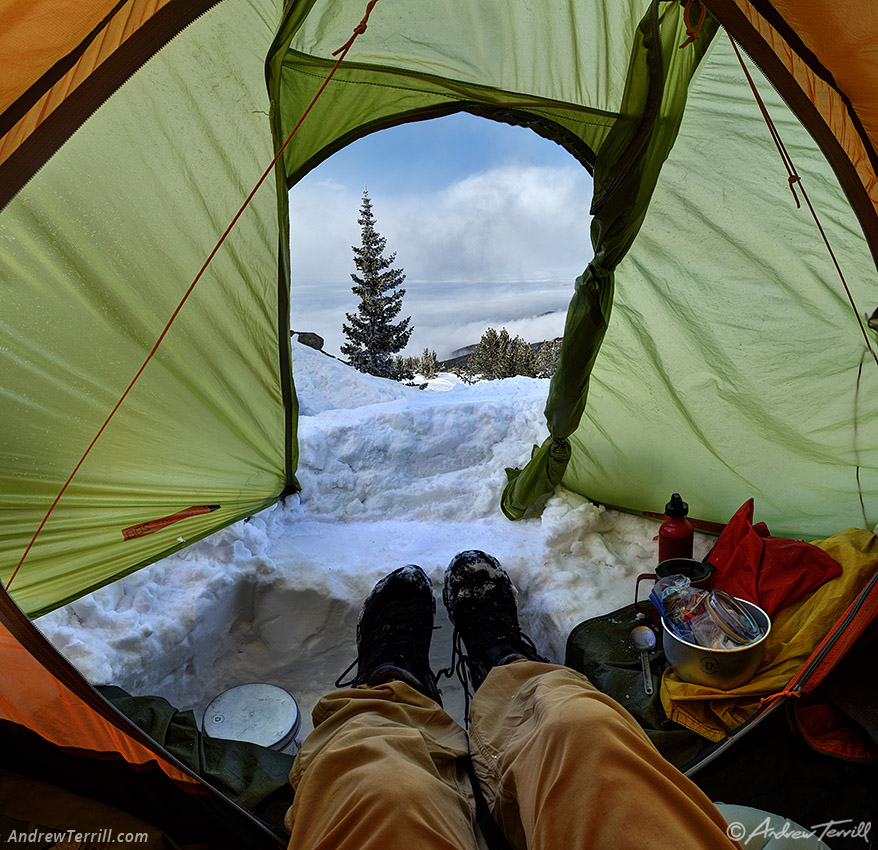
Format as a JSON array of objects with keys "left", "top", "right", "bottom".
[{"left": 203, "top": 683, "right": 299, "bottom": 749}]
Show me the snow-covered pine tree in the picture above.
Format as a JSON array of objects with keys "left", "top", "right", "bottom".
[
  {"left": 417, "top": 348, "right": 440, "bottom": 379},
  {"left": 341, "top": 189, "right": 413, "bottom": 378},
  {"left": 534, "top": 338, "right": 562, "bottom": 378},
  {"left": 467, "top": 327, "right": 536, "bottom": 379}
]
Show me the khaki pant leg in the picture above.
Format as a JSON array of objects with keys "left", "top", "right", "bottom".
[
  {"left": 285, "top": 680, "right": 478, "bottom": 850},
  {"left": 468, "top": 661, "right": 739, "bottom": 850}
]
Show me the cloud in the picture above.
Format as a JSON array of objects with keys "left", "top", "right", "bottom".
[
  {"left": 290, "top": 162, "right": 592, "bottom": 284},
  {"left": 393, "top": 164, "right": 592, "bottom": 283},
  {"left": 289, "top": 162, "right": 593, "bottom": 358},
  {"left": 293, "top": 278, "right": 573, "bottom": 361},
  {"left": 289, "top": 183, "right": 361, "bottom": 284}
]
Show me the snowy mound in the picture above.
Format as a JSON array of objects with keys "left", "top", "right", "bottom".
[
  {"left": 291, "top": 342, "right": 417, "bottom": 415},
  {"left": 37, "top": 341, "right": 710, "bottom": 735}
]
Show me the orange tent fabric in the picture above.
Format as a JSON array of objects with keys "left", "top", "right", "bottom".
[
  {"left": 0, "top": 585, "right": 200, "bottom": 789},
  {"left": 0, "top": 0, "right": 217, "bottom": 207}
]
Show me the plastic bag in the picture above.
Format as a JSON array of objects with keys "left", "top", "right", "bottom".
[{"left": 650, "top": 575, "right": 763, "bottom": 649}]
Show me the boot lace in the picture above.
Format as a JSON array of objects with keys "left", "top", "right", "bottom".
[{"left": 438, "top": 615, "right": 545, "bottom": 722}]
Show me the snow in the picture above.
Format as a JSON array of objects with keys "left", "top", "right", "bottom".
[{"left": 36, "top": 340, "right": 712, "bottom": 738}]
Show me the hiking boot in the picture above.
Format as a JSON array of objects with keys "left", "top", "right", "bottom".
[
  {"left": 335, "top": 564, "right": 442, "bottom": 704},
  {"left": 442, "top": 550, "right": 548, "bottom": 693}
]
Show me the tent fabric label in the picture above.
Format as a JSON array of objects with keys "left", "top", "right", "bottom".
[{"left": 122, "top": 505, "right": 220, "bottom": 540}]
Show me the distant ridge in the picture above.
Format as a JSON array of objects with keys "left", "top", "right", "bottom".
[
  {"left": 449, "top": 344, "right": 478, "bottom": 358},
  {"left": 440, "top": 338, "right": 560, "bottom": 371}
]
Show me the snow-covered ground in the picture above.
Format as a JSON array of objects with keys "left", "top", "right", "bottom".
[{"left": 36, "top": 341, "right": 711, "bottom": 737}]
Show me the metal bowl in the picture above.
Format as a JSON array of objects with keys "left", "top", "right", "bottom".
[{"left": 661, "top": 598, "right": 771, "bottom": 690}]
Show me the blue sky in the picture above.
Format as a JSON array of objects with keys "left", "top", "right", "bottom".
[
  {"left": 293, "top": 112, "right": 580, "bottom": 194},
  {"left": 288, "top": 112, "right": 594, "bottom": 358}
]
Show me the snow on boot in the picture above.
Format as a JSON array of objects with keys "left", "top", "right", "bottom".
[
  {"left": 336, "top": 564, "right": 442, "bottom": 704},
  {"left": 442, "top": 550, "right": 548, "bottom": 694}
]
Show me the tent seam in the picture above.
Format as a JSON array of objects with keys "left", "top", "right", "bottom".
[{"left": 283, "top": 55, "right": 620, "bottom": 128}]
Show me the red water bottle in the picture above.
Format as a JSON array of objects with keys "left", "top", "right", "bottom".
[{"left": 658, "top": 493, "right": 694, "bottom": 562}]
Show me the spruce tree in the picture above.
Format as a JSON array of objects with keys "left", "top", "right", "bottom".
[
  {"left": 467, "top": 327, "right": 536, "bottom": 380},
  {"left": 341, "top": 189, "right": 413, "bottom": 378},
  {"left": 417, "top": 348, "right": 440, "bottom": 379}
]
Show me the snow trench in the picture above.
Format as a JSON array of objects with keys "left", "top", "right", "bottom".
[{"left": 37, "top": 342, "right": 708, "bottom": 735}]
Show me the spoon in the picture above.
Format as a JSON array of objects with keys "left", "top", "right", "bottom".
[{"left": 629, "top": 625, "right": 656, "bottom": 695}]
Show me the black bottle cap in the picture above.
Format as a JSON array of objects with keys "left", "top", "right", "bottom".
[{"left": 665, "top": 493, "right": 689, "bottom": 517}]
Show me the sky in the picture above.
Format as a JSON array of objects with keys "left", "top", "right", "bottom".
[{"left": 288, "top": 113, "right": 594, "bottom": 359}]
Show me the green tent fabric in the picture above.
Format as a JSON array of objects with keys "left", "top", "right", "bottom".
[
  {"left": 1, "top": 3, "right": 299, "bottom": 617},
  {"left": 97, "top": 686, "right": 295, "bottom": 826},
  {"left": 2, "top": 0, "right": 877, "bottom": 618},
  {"left": 503, "top": 3, "right": 718, "bottom": 519},
  {"left": 563, "top": 31, "right": 878, "bottom": 539}
]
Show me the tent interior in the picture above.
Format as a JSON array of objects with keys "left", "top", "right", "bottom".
[{"left": 2, "top": 0, "right": 877, "bottom": 845}]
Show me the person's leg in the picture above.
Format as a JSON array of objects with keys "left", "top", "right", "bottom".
[
  {"left": 443, "top": 550, "right": 738, "bottom": 850},
  {"left": 286, "top": 680, "right": 477, "bottom": 850},
  {"left": 469, "top": 661, "right": 737, "bottom": 850},
  {"left": 284, "top": 564, "right": 478, "bottom": 850}
]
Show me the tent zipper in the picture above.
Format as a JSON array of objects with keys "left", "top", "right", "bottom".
[{"left": 786, "top": 569, "right": 878, "bottom": 696}]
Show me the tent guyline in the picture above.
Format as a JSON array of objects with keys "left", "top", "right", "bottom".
[
  {"left": 730, "top": 35, "right": 878, "bottom": 370},
  {"left": 4, "top": 0, "right": 383, "bottom": 593},
  {"left": 729, "top": 33, "right": 877, "bottom": 528},
  {"left": 678, "top": 0, "right": 706, "bottom": 50}
]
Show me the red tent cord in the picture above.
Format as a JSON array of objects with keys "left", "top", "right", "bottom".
[
  {"left": 6, "top": 0, "right": 381, "bottom": 593},
  {"left": 679, "top": 0, "right": 706, "bottom": 50},
  {"left": 730, "top": 34, "right": 877, "bottom": 527},
  {"left": 729, "top": 35, "right": 878, "bottom": 369}
]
